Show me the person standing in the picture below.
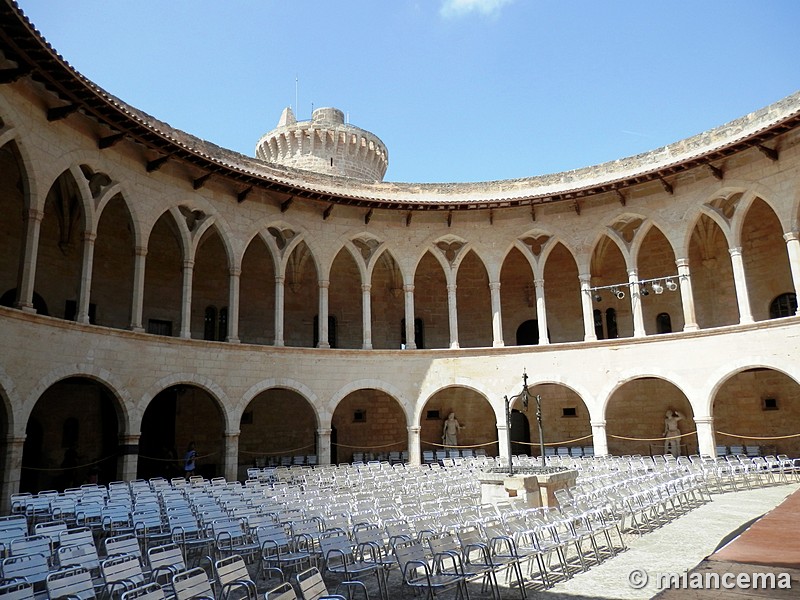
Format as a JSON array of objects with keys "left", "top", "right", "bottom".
[{"left": 184, "top": 441, "right": 197, "bottom": 478}]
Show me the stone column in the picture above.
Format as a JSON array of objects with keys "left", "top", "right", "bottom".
[
  {"left": 534, "top": 278, "right": 550, "bottom": 345},
  {"left": 316, "top": 428, "right": 332, "bottom": 465},
  {"left": 590, "top": 420, "right": 608, "bottom": 457},
  {"left": 407, "top": 426, "right": 421, "bottom": 466},
  {"left": 694, "top": 416, "right": 716, "bottom": 458},
  {"left": 223, "top": 432, "right": 240, "bottom": 482},
  {"left": 129, "top": 246, "right": 147, "bottom": 332},
  {"left": 117, "top": 434, "right": 140, "bottom": 483},
  {"left": 628, "top": 270, "right": 645, "bottom": 337},
  {"left": 579, "top": 274, "right": 598, "bottom": 342},
  {"left": 179, "top": 259, "right": 194, "bottom": 338},
  {"left": 497, "top": 423, "right": 510, "bottom": 464},
  {"left": 675, "top": 258, "right": 699, "bottom": 331},
  {"left": 361, "top": 283, "right": 373, "bottom": 350},
  {"left": 274, "top": 275, "right": 285, "bottom": 347},
  {"left": 226, "top": 267, "right": 241, "bottom": 343},
  {"left": 15, "top": 208, "right": 44, "bottom": 313},
  {"left": 728, "top": 247, "right": 754, "bottom": 324},
  {"left": 783, "top": 232, "right": 800, "bottom": 314},
  {"left": 318, "top": 279, "right": 330, "bottom": 348},
  {"left": 403, "top": 284, "right": 416, "bottom": 349},
  {"left": 1, "top": 436, "right": 26, "bottom": 514},
  {"left": 76, "top": 231, "right": 96, "bottom": 324},
  {"left": 447, "top": 283, "right": 459, "bottom": 349},
  {"left": 489, "top": 281, "right": 504, "bottom": 347}
]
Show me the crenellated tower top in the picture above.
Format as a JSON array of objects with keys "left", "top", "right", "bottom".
[{"left": 255, "top": 107, "right": 389, "bottom": 181}]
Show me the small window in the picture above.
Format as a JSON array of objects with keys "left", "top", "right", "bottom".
[
  {"left": 426, "top": 410, "right": 440, "bottom": 420},
  {"left": 147, "top": 319, "right": 173, "bottom": 336},
  {"left": 770, "top": 293, "right": 797, "bottom": 319},
  {"left": 656, "top": 312, "right": 673, "bottom": 334},
  {"left": 762, "top": 398, "right": 778, "bottom": 411},
  {"left": 353, "top": 409, "right": 367, "bottom": 423},
  {"left": 605, "top": 308, "right": 618, "bottom": 339},
  {"left": 204, "top": 306, "right": 217, "bottom": 340},
  {"left": 593, "top": 309, "right": 604, "bottom": 340},
  {"left": 562, "top": 407, "right": 577, "bottom": 418}
]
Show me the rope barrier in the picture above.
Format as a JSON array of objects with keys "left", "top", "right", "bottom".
[
  {"left": 138, "top": 451, "right": 218, "bottom": 462},
  {"left": 423, "top": 440, "right": 498, "bottom": 449},
  {"left": 238, "top": 445, "right": 314, "bottom": 456},
  {"left": 331, "top": 441, "right": 405, "bottom": 450},
  {"left": 514, "top": 434, "right": 594, "bottom": 447},
  {"left": 607, "top": 431, "right": 697, "bottom": 442},
  {"left": 716, "top": 430, "right": 800, "bottom": 441},
  {"left": 21, "top": 453, "right": 116, "bottom": 472}
]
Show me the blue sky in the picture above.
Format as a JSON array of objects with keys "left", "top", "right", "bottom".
[{"left": 17, "top": 0, "right": 800, "bottom": 184}]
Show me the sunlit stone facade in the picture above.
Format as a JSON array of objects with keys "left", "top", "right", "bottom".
[{"left": 1, "top": 2, "right": 800, "bottom": 511}]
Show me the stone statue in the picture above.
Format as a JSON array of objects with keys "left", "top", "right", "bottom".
[
  {"left": 442, "top": 412, "right": 463, "bottom": 447},
  {"left": 663, "top": 409, "right": 684, "bottom": 456}
]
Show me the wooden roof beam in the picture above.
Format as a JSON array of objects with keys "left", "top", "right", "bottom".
[
  {"left": 280, "top": 196, "right": 293, "bottom": 213},
  {"left": 757, "top": 144, "right": 779, "bottom": 161},
  {"left": 146, "top": 155, "right": 170, "bottom": 173},
  {"left": 47, "top": 103, "right": 79, "bottom": 121},
  {"left": 707, "top": 163, "right": 724, "bottom": 180},
  {"left": 192, "top": 173, "right": 212, "bottom": 190},
  {"left": 0, "top": 65, "right": 32, "bottom": 83},
  {"left": 323, "top": 204, "right": 334, "bottom": 220},
  {"left": 98, "top": 132, "right": 125, "bottom": 149},
  {"left": 237, "top": 187, "right": 252, "bottom": 203},
  {"left": 659, "top": 178, "right": 674, "bottom": 195}
]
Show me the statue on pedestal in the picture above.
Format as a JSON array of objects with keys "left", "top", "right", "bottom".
[
  {"left": 442, "top": 412, "right": 463, "bottom": 447},
  {"left": 663, "top": 410, "right": 684, "bottom": 456}
]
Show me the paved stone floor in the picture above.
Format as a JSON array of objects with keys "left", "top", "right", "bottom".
[{"left": 305, "top": 482, "right": 800, "bottom": 600}]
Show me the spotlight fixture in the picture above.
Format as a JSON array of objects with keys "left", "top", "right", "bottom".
[
  {"left": 594, "top": 294, "right": 602, "bottom": 303},
  {"left": 614, "top": 288, "right": 625, "bottom": 300},
  {"left": 652, "top": 281, "right": 664, "bottom": 294},
  {"left": 665, "top": 279, "right": 678, "bottom": 292},
  {"left": 640, "top": 284, "right": 649, "bottom": 296}
]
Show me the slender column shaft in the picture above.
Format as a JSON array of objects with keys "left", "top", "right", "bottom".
[
  {"left": 1, "top": 436, "right": 26, "bottom": 514},
  {"left": 179, "top": 259, "right": 194, "bottom": 338},
  {"left": 447, "top": 283, "right": 459, "bottom": 349},
  {"left": 629, "top": 270, "right": 645, "bottom": 337},
  {"left": 694, "top": 416, "right": 716, "bottom": 458},
  {"left": 534, "top": 278, "right": 549, "bottom": 345},
  {"left": 579, "top": 274, "right": 598, "bottom": 341},
  {"left": 226, "top": 268, "right": 241, "bottom": 343},
  {"left": 223, "top": 432, "right": 240, "bottom": 482},
  {"left": 274, "top": 275, "right": 285, "bottom": 346},
  {"left": 403, "top": 284, "right": 416, "bottom": 349},
  {"left": 76, "top": 232, "right": 96, "bottom": 323},
  {"left": 129, "top": 246, "right": 147, "bottom": 332},
  {"left": 497, "top": 423, "right": 510, "bottom": 463},
  {"left": 728, "top": 247, "right": 754, "bottom": 324},
  {"left": 362, "top": 283, "right": 372, "bottom": 350},
  {"left": 117, "top": 434, "right": 140, "bottom": 483},
  {"left": 676, "top": 258, "right": 699, "bottom": 331},
  {"left": 318, "top": 280, "right": 330, "bottom": 348},
  {"left": 317, "top": 428, "right": 332, "bottom": 465},
  {"left": 489, "top": 281, "right": 504, "bottom": 347},
  {"left": 16, "top": 208, "right": 44, "bottom": 312}
]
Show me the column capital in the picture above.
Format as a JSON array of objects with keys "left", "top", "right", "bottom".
[
  {"left": 627, "top": 268, "right": 639, "bottom": 278},
  {"left": 319, "top": 279, "right": 330, "bottom": 289},
  {"left": 488, "top": 281, "right": 501, "bottom": 292},
  {"left": 407, "top": 426, "right": 421, "bottom": 434},
  {"left": 82, "top": 231, "right": 97, "bottom": 243},
  {"left": 446, "top": 283, "right": 457, "bottom": 293},
  {"left": 590, "top": 420, "right": 607, "bottom": 428},
  {"left": 403, "top": 284, "right": 415, "bottom": 293},
  {"left": 728, "top": 246, "right": 743, "bottom": 257},
  {"left": 316, "top": 428, "right": 332, "bottom": 436},
  {"left": 25, "top": 207, "right": 44, "bottom": 222},
  {"left": 361, "top": 283, "right": 372, "bottom": 293},
  {"left": 134, "top": 245, "right": 148, "bottom": 257},
  {"left": 578, "top": 273, "right": 592, "bottom": 285},
  {"left": 675, "top": 257, "right": 691, "bottom": 268},
  {"left": 228, "top": 267, "right": 242, "bottom": 277},
  {"left": 274, "top": 275, "right": 285, "bottom": 284},
  {"left": 224, "top": 430, "right": 241, "bottom": 439},
  {"left": 4, "top": 435, "right": 26, "bottom": 445},
  {"left": 182, "top": 259, "right": 195, "bottom": 269},
  {"left": 534, "top": 278, "right": 545, "bottom": 286},
  {"left": 783, "top": 231, "right": 800, "bottom": 243},
  {"left": 693, "top": 416, "right": 714, "bottom": 425}
]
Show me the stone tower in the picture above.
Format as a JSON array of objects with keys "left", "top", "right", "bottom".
[{"left": 255, "top": 107, "right": 389, "bottom": 181}]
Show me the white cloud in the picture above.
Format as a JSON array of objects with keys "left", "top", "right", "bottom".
[{"left": 440, "top": 0, "right": 515, "bottom": 18}]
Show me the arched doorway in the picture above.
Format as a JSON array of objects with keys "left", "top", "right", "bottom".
[
  {"left": 521, "top": 384, "right": 591, "bottom": 458},
  {"left": 21, "top": 377, "right": 120, "bottom": 492},
  {"left": 239, "top": 389, "right": 317, "bottom": 473},
  {"left": 421, "top": 387, "right": 497, "bottom": 459},
  {"left": 332, "top": 390, "right": 406, "bottom": 463},
  {"left": 606, "top": 378, "right": 695, "bottom": 456},
  {"left": 139, "top": 385, "right": 224, "bottom": 480}
]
